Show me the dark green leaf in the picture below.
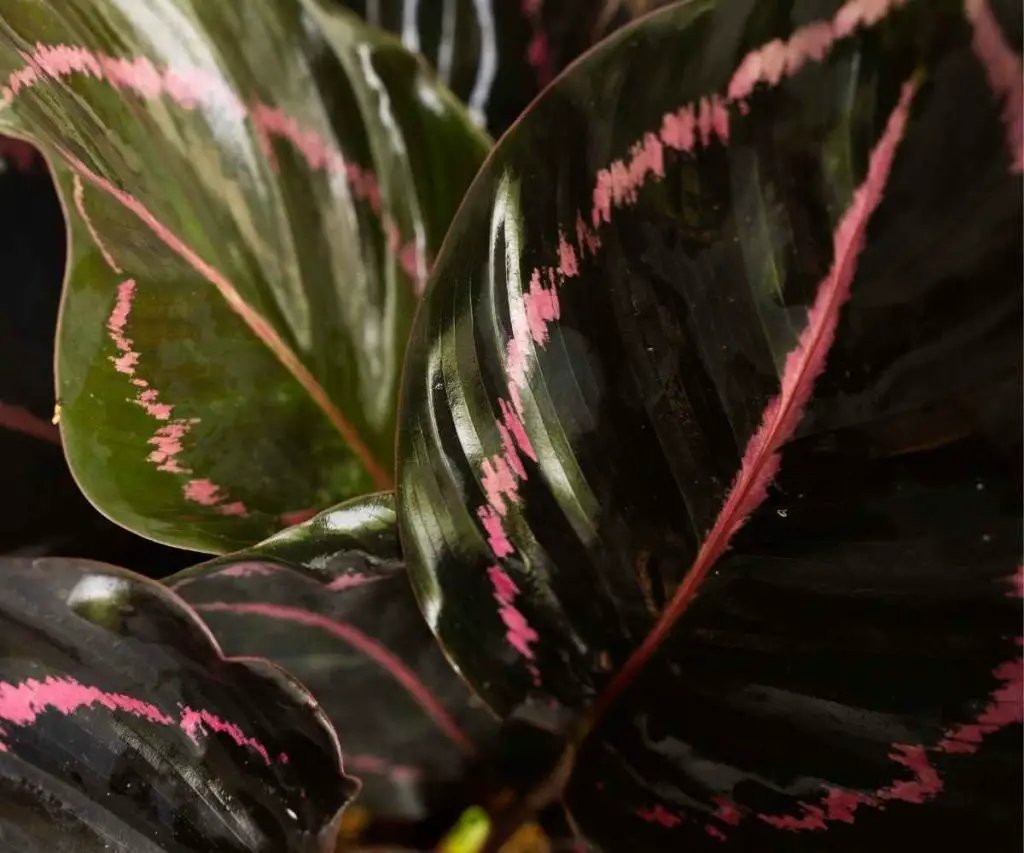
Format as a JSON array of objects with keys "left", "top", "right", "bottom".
[
  {"left": 0, "top": 139, "right": 74, "bottom": 554},
  {"left": 395, "top": 0, "right": 1022, "bottom": 848},
  {"left": 0, "top": 556, "right": 357, "bottom": 851},
  {"left": 166, "top": 493, "right": 498, "bottom": 823},
  {"left": 0, "top": 0, "right": 489, "bottom": 553}
]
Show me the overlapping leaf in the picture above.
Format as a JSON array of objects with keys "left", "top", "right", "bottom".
[
  {"left": 337, "top": 0, "right": 676, "bottom": 134},
  {"left": 167, "top": 493, "right": 499, "bottom": 824},
  {"left": 0, "top": 557, "right": 357, "bottom": 851},
  {"left": 0, "top": 0, "right": 489, "bottom": 553},
  {"left": 395, "top": 0, "right": 1022, "bottom": 848}
]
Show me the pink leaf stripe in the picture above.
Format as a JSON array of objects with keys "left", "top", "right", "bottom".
[
  {"left": 471, "top": 0, "right": 911, "bottom": 678},
  {"left": 179, "top": 706, "right": 278, "bottom": 766},
  {"left": 0, "top": 674, "right": 287, "bottom": 765},
  {"left": 249, "top": 103, "right": 428, "bottom": 290},
  {"left": 1, "top": 43, "right": 426, "bottom": 289},
  {"left": 64, "top": 148, "right": 393, "bottom": 492},
  {"left": 214, "top": 562, "right": 281, "bottom": 580},
  {"left": 636, "top": 804, "right": 682, "bottom": 828},
  {"left": 964, "top": 0, "right": 1024, "bottom": 173},
  {"left": 169, "top": 563, "right": 386, "bottom": 591},
  {"left": 167, "top": 563, "right": 280, "bottom": 593},
  {"left": 73, "top": 172, "right": 122, "bottom": 275},
  {"left": 0, "top": 402, "right": 60, "bottom": 446},
  {"left": 520, "top": 0, "right": 554, "bottom": 87},
  {"left": 77, "top": 175, "right": 247, "bottom": 516},
  {"left": 193, "top": 601, "right": 474, "bottom": 754},
  {"left": 348, "top": 753, "right": 421, "bottom": 783},
  {"left": 676, "top": 567, "right": 1023, "bottom": 839},
  {"left": 594, "top": 77, "right": 918, "bottom": 720},
  {"left": 2, "top": 39, "right": 425, "bottom": 494},
  {"left": 326, "top": 572, "right": 388, "bottom": 591}
]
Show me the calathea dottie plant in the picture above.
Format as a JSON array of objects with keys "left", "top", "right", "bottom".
[{"left": 0, "top": 0, "right": 1020, "bottom": 850}]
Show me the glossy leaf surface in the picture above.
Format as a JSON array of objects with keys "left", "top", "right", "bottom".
[
  {"left": 167, "top": 493, "right": 498, "bottom": 822},
  {"left": 0, "top": 140, "right": 195, "bottom": 571},
  {"left": 396, "top": 0, "right": 1023, "bottom": 848},
  {"left": 0, "top": 557, "right": 357, "bottom": 851},
  {"left": 338, "top": 0, "right": 673, "bottom": 134},
  {"left": 0, "top": 0, "right": 489, "bottom": 552}
]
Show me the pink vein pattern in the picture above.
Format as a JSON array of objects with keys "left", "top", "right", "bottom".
[
  {"left": 348, "top": 753, "right": 421, "bottom": 783},
  {"left": 80, "top": 174, "right": 248, "bottom": 516},
  {"left": 5, "top": 42, "right": 404, "bottom": 489},
  {"left": 0, "top": 401, "right": 60, "bottom": 446},
  {"left": 935, "top": 566, "right": 1024, "bottom": 754},
  {"left": 0, "top": 674, "right": 286, "bottom": 765},
  {"left": 637, "top": 804, "right": 682, "bottom": 828},
  {"left": 489, "top": 565, "right": 539, "bottom": 668},
  {"left": 470, "top": 0, "right": 911, "bottom": 679},
  {"left": 193, "top": 601, "right": 474, "bottom": 754},
  {"left": 697, "top": 567, "right": 1023, "bottom": 838},
  {"left": 595, "top": 76, "right": 918, "bottom": 717},
  {"left": 65, "top": 146, "right": 393, "bottom": 491},
  {"left": 964, "top": 0, "right": 1024, "bottom": 173},
  {"left": 1, "top": 43, "right": 426, "bottom": 290},
  {"left": 73, "top": 171, "right": 122, "bottom": 274},
  {"left": 326, "top": 573, "right": 388, "bottom": 592}
]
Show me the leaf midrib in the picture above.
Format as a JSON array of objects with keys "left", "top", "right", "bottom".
[{"left": 61, "top": 146, "right": 394, "bottom": 489}]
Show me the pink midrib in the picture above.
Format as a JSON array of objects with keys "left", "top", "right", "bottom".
[
  {"left": 193, "top": 601, "right": 474, "bottom": 755},
  {"left": 0, "top": 673, "right": 285, "bottom": 766},
  {"left": 465, "top": 0, "right": 912, "bottom": 680},
  {"left": 965, "top": 0, "right": 1024, "bottom": 172},
  {"left": 591, "top": 79, "right": 918, "bottom": 723},
  {"left": 520, "top": 0, "right": 554, "bottom": 87}
]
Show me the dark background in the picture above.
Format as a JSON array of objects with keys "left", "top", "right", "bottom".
[{"left": 0, "top": 139, "right": 195, "bottom": 576}]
